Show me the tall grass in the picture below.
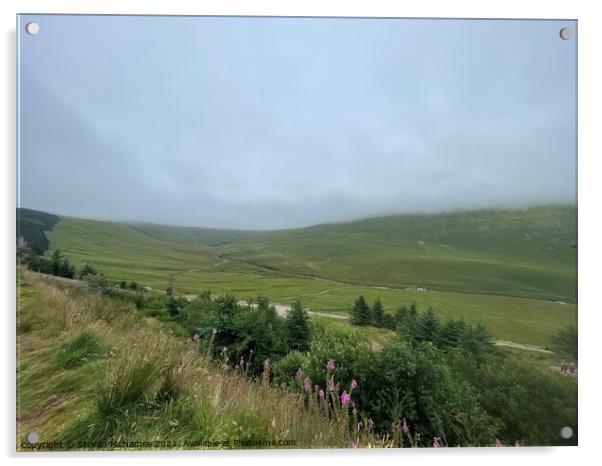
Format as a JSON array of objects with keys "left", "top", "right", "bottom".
[
  {"left": 17, "top": 270, "right": 388, "bottom": 450},
  {"left": 55, "top": 332, "right": 104, "bottom": 369}
]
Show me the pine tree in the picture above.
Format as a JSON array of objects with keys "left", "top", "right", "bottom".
[
  {"left": 50, "top": 249, "right": 63, "bottom": 276},
  {"left": 436, "top": 318, "right": 466, "bottom": 349},
  {"left": 372, "top": 298, "right": 385, "bottom": 327},
  {"left": 462, "top": 322, "right": 494, "bottom": 366},
  {"left": 414, "top": 307, "right": 439, "bottom": 343},
  {"left": 286, "top": 300, "right": 310, "bottom": 351},
  {"left": 351, "top": 295, "right": 372, "bottom": 326}
]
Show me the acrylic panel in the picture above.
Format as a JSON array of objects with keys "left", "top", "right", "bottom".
[{"left": 16, "top": 14, "right": 577, "bottom": 451}]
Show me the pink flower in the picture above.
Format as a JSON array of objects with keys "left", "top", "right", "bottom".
[
  {"left": 192, "top": 333, "right": 200, "bottom": 341},
  {"left": 327, "top": 378, "right": 337, "bottom": 392},
  {"left": 351, "top": 442, "right": 358, "bottom": 448},
  {"left": 402, "top": 418, "right": 409, "bottom": 434},
  {"left": 341, "top": 391, "right": 351, "bottom": 405},
  {"left": 495, "top": 439, "right": 502, "bottom": 447},
  {"left": 350, "top": 379, "right": 358, "bottom": 390},
  {"left": 303, "top": 377, "right": 311, "bottom": 392},
  {"left": 318, "top": 389, "right": 325, "bottom": 398},
  {"left": 326, "top": 359, "right": 335, "bottom": 371},
  {"left": 295, "top": 369, "right": 303, "bottom": 381},
  {"left": 433, "top": 437, "right": 441, "bottom": 448}
]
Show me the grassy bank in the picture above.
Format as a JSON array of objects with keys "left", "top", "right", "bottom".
[{"left": 16, "top": 270, "right": 376, "bottom": 451}]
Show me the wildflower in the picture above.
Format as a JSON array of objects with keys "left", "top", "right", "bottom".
[
  {"left": 318, "top": 389, "right": 325, "bottom": 398},
  {"left": 495, "top": 439, "right": 502, "bottom": 447},
  {"left": 327, "top": 378, "right": 338, "bottom": 392},
  {"left": 433, "top": 437, "right": 441, "bottom": 448},
  {"left": 351, "top": 442, "right": 358, "bottom": 448},
  {"left": 295, "top": 369, "right": 303, "bottom": 381},
  {"left": 350, "top": 379, "right": 358, "bottom": 390},
  {"left": 303, "top": 377, "right": 311, "bottom": 392},
  {"left": 341, "top": 391, "right": 351, "bottom": 405},
  {"left": 402, "top": 418, "right": 409, "bottom": 434},
  {"left": 326, "top": 359, "right": 335, "bottom": 371},
  {"left": 191, "top": 333, "right": 200, "bottom": 342}
]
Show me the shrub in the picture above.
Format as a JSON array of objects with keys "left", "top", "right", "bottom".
[
  {"left": 272, "top": 351, "right": 309, "bottom": 386},
  {"left": 551, "top": 324, "right": 578, "bottom": 361},
  {"left": 79, "top": 262, "right": 98, "bottom": 280},
  {"left": 302, "top": 324, "right": 374, "bottom": 398},
  {"left": 449, "top": 350, "right": 578, "bottom": 446},
  {"left": 363, "top": 342, "right": 496, "bottom": 447}
]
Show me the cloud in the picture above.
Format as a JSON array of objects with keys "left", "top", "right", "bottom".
[{"left": 18, "top": 16, "right": 576, "bottom": 229}]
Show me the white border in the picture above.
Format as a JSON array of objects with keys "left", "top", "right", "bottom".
[{"left": 2, "top": 1, "right": 601, "bottom": 466}]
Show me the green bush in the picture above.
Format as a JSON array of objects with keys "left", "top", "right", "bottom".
[
  {"left": 449, "top": 350, "right": 578, "bottom": 446},
  {"left": 272, "top": 351, "right": 309, "bottom": 386}
]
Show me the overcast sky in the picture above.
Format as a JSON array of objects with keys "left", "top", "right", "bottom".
[{"left": 18, "top": 16, "right": 576, "bottom": 229}]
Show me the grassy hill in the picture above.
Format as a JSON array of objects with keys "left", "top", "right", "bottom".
[
  {"left": 123, "top": 206, "right": 577, "bottom": 301},
  {"left": 39, "top": 205, "right": 577, "bottom": 345},
  {"left": 17, "top": 271, "right": 364, "bottom": 450}
]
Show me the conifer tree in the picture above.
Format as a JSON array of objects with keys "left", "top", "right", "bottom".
[{"left": 286, "top": 300, "right": 311, "bottom": 351}]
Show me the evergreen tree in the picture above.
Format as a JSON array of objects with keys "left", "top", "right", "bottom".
[
  {"left": 436, "top": 318, "right": 467, "bottom": 349},
  {"left": 394, "top": 305, "right": 409, "bottom": 332},
  {"left": 50, "top": 249, "right": 63, "bottom": 276},
  {"left": 461, "top": 323, "right": 495, "bottom": 366},
  {"left": 396, "top": 305, "right": 419, "bottom": 340},
  {"left": 286, "top": 300, "right": 311, "bottom": 351},
  {"left": 414, "top": 307, "right": 439, "bottom": 343},
  {"left": 351, "top": 295, "right": 372, "bottom": 326},
  {"left": 372, "top": 298, "right": 385, "bottom": 327}
]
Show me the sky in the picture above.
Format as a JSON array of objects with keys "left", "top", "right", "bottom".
[{"left": 18, "top": 15, "right": 577, "bottom": 230}]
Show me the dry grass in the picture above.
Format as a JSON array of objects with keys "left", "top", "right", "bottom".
[{"left": 17, "top": 270, "right": 387, "bottom": 450}]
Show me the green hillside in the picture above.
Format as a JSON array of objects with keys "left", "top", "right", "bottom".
[
  {"left": 128, "top": 205, "right": 577, "bottom": 301},
  {"left": 42, "top": 205, "right": 577, "bottom": 345}
]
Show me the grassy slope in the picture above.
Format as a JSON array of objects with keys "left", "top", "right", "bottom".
[
  {"left": 45, "top": 206, "right": 577, "bottom": 346},
  {"left": 215, "top": 205, "right": 577, "bottom": 301},
  {"left": 16, "top": 271, "right": 359, "bottom": 450}
]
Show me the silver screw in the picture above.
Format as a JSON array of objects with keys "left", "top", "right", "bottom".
[
  {"left": 559, "top": 27, "right": 572, "bottom": 40},
  {"left": 25, "top": 431, "right": 39, "bottom": 444},
  {"left": 560, "top": 426, "right": 573, "bottom": 439},
  {"left": 25, "top": 22, "right": 39, "bottom": 35}
]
